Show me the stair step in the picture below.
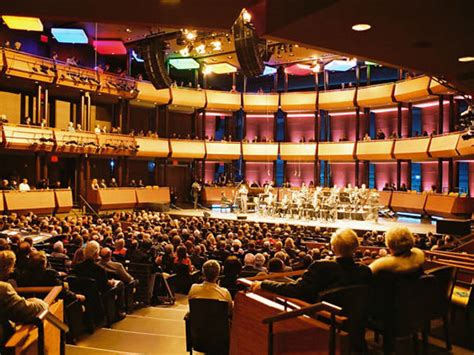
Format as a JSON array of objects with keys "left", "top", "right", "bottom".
[
  {"left": 133, "top": 307, "right": 188, "bottom": 320},
  {"left": 76, "top": 328, "right": 186, "bottom": 355},
  {"left": 112, "top": 315, "right": 185, "bottom": 337},
  {"left": 66, "top": 344, "right": 142, "bottom": 354}
]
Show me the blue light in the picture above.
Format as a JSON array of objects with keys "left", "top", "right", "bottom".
[
  {"left": 110, "top": 160, "right": 115, "bottom": 169},
  {"left": 148, "top": 161, "right": 156, "bottom": 172},
  {"left": 324, "top": 60, "right": 357, "bottom": 72},
  {"left": 131, "top": 50, "right": 144, "bottom": 63},
  {"left": 51, "top": 28, "right": 88, "bottom": 44},
  {"left": 262, "top": 66, "right": 277, "bottom": 76},
  {"left": 415, "top": 175, "right": 421, "bottom": 180}
]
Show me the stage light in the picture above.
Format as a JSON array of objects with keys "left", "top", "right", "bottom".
[
  {"left": 312, "top": 63, "right": 321, "bottom": 73},
  {"left": 195, "top": 43, "right": 206, "bottom": 54},
  {"left": 352, "top": 23, "right": 371, "bottom": 32},
  {"left": 205, "top": 63, "right": 237, "bottom": 74},
  {"left": 211, "top": 40, "right": 222, "bottom": 51},
  {"left": 262, "top": 66, "right": 277, "bottom": 76},
  {"left": 202, "top": 66, "right": 212, "bottom": 75},
  {"left": 242, "top": 9, "right": 252, "bottom": 23},
  {"left": 179, "top": 46, "right": 190, "bottom": 57},
  {"left": 51, "top": 28, "right": 88, "bottom": 44},
  {"left": 324, "top": 59, "right": 357, "bottom": 72},
  {"left": 169, "top": 58, "right": 200, "bottom": 70},
  {"left": 184, "top": 30, "right": 196, "bottom": 41},
  {"left": 93, "top": 40, "right": 127, "bottom": 55},
  {"left": 365, "top": 60, "right": 379, "bottom": 66},
  {"left": 458, "top": 56, "right": 474, "bottom": 62},
  {"left": 2, "top": 16, "right": 43, "bottom": 31}
]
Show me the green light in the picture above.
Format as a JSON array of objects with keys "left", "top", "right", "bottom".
[{"left": 169, "top": 58, "right": 200, "bottom": 70}]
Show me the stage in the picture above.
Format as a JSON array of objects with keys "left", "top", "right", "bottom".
[{"left": 167, "top": 208, "right": 437, "bottom": 235}]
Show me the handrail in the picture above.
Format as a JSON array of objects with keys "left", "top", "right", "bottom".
[
  {"left": 79, "top": 194, "right": 100, "bottom": 218},
  {"left": 262, "top": 301, "right": 342, "bottom": 355},
  {"left": 34, "top": 309, "right": 69, "bottom": 355},
  {"left": 262, "top": 301, "right": 342, "bottom": 324}
]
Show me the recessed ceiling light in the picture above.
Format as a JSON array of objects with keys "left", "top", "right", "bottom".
[
  {"left": 458, "top": 56, "right": 474, "bottom": 63},
  {"left": 352, "top": 23, "right": 371, "bottom": 32},
  {"left": 125, "top": 28, "right": 132, "bottom": 33}
]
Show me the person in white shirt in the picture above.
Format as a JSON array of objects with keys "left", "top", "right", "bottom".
[
  {"left": 188, "top": 260, "right": 233, "bottom": 314},
  {"left": 67, "top": 122, "right": 75, "bottom": 132},
  {"left": 94, "top": 125, "right": 101, "bottom": 134},
  {"left": 18, "top": 179, "right": 30, "bottom": 192}
]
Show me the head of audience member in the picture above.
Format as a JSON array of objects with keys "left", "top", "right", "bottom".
[
  {"left": 28, "top": 251, "right": 48, "bottom": 271},
  {"left": 0, "top": 250, "right": 16, "bottom": 281},
  {"left": 385, "top": 226, "right": 415, "bottom": 256},
  {"left": 53, "top": 241, "right": 65, "bottom": 254},
  {"left": 255, "top": 253, "right": 266, "bottom": 268},
  {"left": 223, "top": 256, "right": 242, "bottom": 278},
  {"left": 84, "top": 240, "right": 100, "bottom": 261},
  {"left": 100, "top": 247, "right": 112, "bottom": 262},
  {"left": 202, "top": 259, "right": 221, "bottom": 283},
  {"left": 244, "top": 253, "right": 256, "bottom": 267},
  {"left": 330, "top": 228, "right": 359, "bottom": 258},
  {"left": 268, "top": 257, "right": 285, "bottom": 273}
]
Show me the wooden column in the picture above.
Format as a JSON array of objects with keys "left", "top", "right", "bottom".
[
  {"left": 42, "top": 154, "right": 48, "bottom": 181},
  {"left": 123, "top": 158, "right": 129, "bottom": 186},
  {"left": 85, "top": 156, "right": 90, "bottom": 197},
  {"left": 355, "top": 108, "right": 360, "bottom": 140},
  {"left": 448, "top": 159, "right": 454, "bottom": 193},
  {"left": 397, "top": 103, "right": 403, "bottom": 137},
  {"left": 449, "top": 95, "right": 455, "bottom": 131},
  {"left": 154, "top": 158, "right": 160, "bottom": 185},
  {"left": 77, "top": 155, "right": 85, "bottom": 199},
  {"left": 35, "top": 153, "right": 41, "bottom": 185},
  {"left": 407, "top": 103, "right": 413, "bottom": 137},
  {"left": 117, "top": 157, "right": 123, "bottom": 186},
  {"left": 437, "top": 158, "right": 443, "bottom": 193},
  {"left": 438, "top": 95, "right": 444, "bottom": 134},
  {"left": 396, "top": 160, "right": 402, "bottom": 189}
]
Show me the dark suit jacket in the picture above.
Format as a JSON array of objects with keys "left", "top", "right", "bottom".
[
  {"left": 73, "top": 259, "right": 110, "bottom": 292},
  {"left": 261, "top": 257, "right": 372, "bottom": 303}
]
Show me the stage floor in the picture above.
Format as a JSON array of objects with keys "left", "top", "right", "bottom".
[{"left": 167, "top": 208, "right": 436, "bottom": 234}]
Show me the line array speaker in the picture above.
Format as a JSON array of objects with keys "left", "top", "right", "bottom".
[
  {"left": 142, "top": 38, "right": 173, "bottom": 89},
  {"left": 232, "top": 11, "right": 265, "bottom": 78}
]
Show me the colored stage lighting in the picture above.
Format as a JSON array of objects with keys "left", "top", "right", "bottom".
[
  {"left": 93, "top": 40, "right": 127, "bottom": 55},
  {"left": 2, "top": 16, "right": 43, "bottom": 31},
  {"left": 205, "top": 63, "right": 237, "bottom": 74},
  {"left": 262, "top": 66, "right": 277, "bottom": 76},
  {"left": 169, "top": 58, "right": 200, "bottom": 70},
  {"left": 324, "top": 59, "right": 357, "bottom": 72},
  {"left": 51, "top": 28, "right": 88, "bottom": 44}
]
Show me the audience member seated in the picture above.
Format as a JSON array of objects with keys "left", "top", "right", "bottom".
[
  {"left": 369, "top": 226, "right": 425, "bottom": 275},
  {"left": 219, "top": 256, "right": 244, "bottom": 298},
  {"left": 0, "top": 250, "right": 48, "bottom": 348},
  {"left": 189, "top": 260, "right": 233, "bottom": 313},
  {"left": 98, "top": 248, "right": 135, "bottom": 284},
  {"left": 252, "top": 228, "right": 372, "bottom": 303},
  {"left": 241, "top": 253, "right": 259, "bottom": 278},
  {"left": 18, "top": 178, "right": 30, "bottom": 192}
]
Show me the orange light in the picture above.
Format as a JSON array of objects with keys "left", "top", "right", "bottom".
[{"left": 2, "top": 16, "right": 43, "bottom": 31}]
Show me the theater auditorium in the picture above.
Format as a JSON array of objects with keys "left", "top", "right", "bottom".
[{"left": 0, "top": 1, "right": 472, "bottom": 354}]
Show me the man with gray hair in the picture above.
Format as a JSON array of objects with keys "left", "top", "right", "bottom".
[
  {"left": 188, "top": 260, "right": 233, "bottom": 312},
  {"left": 252, "top": 228, "right": 371, "bottom": 303}
]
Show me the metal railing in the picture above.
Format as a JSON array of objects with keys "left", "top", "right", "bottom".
[{"left": 79, "top": 194, "right": 100, "bottom": 218}]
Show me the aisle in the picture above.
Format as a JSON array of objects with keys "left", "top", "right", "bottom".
[{"left": 66, "top": 296, "right": 189, "bottom": 355}]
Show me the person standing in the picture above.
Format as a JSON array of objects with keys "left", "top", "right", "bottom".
[{"left": 191, "top": 180, "right": 201, "bottom": 209}]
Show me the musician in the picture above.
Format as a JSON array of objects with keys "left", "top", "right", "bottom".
[
  {"left": 220, "top": 191, "right": 232, "bottom": 210},
  {"left": 250, "top": 181, "right": 260, "bottom": 188},
  {"left": 238, "top": 184, "right": 249, "bottom": 213},
  {"left": 301, "top": 182, "right": 308, "bottom": 196},
  {"left": 279, "top": 194, "right": 290, "bottom": 216},
  {"left": 191, "top": 180, "right": 202, "bottom": 209},
  {"left": 263, "top": 181, "right": 274, "bottom": 195}
]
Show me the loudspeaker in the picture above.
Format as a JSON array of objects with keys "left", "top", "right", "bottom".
[
  {"left": 436, "top": 219, "right": 471, "bottom": 236},
  {"left": 203, "top": 211, "right": 211, "bottom": 218},
  {"left": 142, "top": 38, "right": 173, "bottom": 89},
  {"left": 232, "top": 11, "right": 264, "bottom": 78},
  {"left": 237, "top": 214, "right": 247, "bottom": 220}
]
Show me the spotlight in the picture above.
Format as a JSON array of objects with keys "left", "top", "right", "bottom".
[
  {"left": 202, "top": 66, "right": 212, "bottom": 75},
  {"left": 179, "top": 46, "right": 190, "bottom": 56},
  {"left": 458, "top": 56, "right": 474, "bottom": 63},
  {"left": 183, "top": 29, "right": 196, "bottom": 41},
  {"left": 195, "top": 43, "right": 206, "bottom": 54},
  {"left": 242, "top": 9, "right": 252, "bottom": 23},
  {"left": 312, "top": 63, "right": 321, "bottom": 73},
  {"left": 352, "top": 23, "right": 371, "bottom": 32},
  {"left": 211, "top": 40, "right": 222, "bottom": 51}
]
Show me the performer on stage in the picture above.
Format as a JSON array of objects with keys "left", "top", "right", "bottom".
[
  {"left": 191, "top": 180, "right": 202, "bottom": 209},
  {"left": 238, "top": 183, "right": 249, "bottom": 213}
]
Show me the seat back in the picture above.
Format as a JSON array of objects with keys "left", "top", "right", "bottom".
[
  {"left": 425, "top": 266, "right": 457, "bottom": 318},
  {"left": 187, "top": 298, "right": 230, "bottom": 354},
  {"left": 126, "top": 262, "right": 156, "bottom": 305},
  {"left": 66, "top": 276, "right": 106, "bottom": 328},
  {"left": 319, "top": 284, "right": 370, "bottom": 352},
  {"left": 48, "top": 256, "right": 68, "bottom": 273},
  {"left": 370, "top": 272, "right": 437, "bottom": 336}
]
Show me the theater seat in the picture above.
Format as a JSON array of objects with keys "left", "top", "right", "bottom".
[
  {"left": 185, "top": 299, "right": 230, "bottom": 354},
  {"left": 451, "top": 285, "right": 471, "bottom": 307}
]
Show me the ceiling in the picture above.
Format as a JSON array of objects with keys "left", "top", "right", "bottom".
[{"left": 1, "top": 0, "right": 473, "bottom": 93}]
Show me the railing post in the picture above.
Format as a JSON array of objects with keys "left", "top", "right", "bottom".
[
  {"left": 329, "top": 313, "right": 336, "bottom": 355},
  {"left": 36, "top": 319, "right": 45, "bottom": 355},
  {"left": 267, "top": 322, "right": 274, "bottom": 355}
]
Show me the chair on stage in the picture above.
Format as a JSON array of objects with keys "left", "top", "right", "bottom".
[{"left": 184, "top": 299, "right": 230, "bottom": 355}]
